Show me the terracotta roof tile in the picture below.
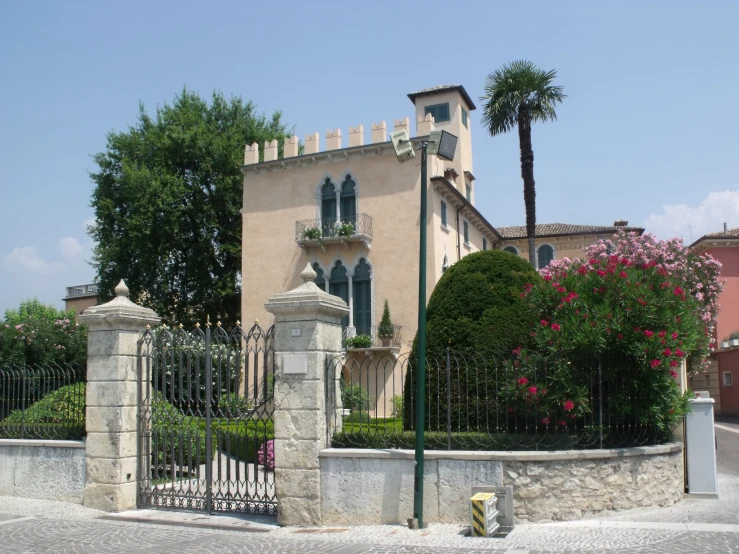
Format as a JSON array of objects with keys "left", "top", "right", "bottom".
[
  {"left": 407, "top": 85, "right": 476, "bottom": 111},
  {"left": 701, "top": 228, "right": 739, "bottom": 238},
  {"left": 496, "top": 223, "right": 644, "bottom": 239}
]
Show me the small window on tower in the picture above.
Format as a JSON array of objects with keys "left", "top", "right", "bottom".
[
  {"left": 424, "top": 103, "right": 451, "bottom": 123},
  {"left": 462, "top": 109, "right": 468, "bottom": 128}
]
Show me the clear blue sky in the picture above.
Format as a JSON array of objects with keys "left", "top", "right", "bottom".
[{"left": 1, "top": 0, "right": 737, "bottom": 313}]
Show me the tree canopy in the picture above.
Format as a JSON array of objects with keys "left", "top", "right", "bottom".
[{"left": 89, "top": 89, "right": 291, "bottom": 325}]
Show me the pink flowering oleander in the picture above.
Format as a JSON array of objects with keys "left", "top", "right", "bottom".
[{"left": 539, "top": 230, "right": 723, "bottom": 372}]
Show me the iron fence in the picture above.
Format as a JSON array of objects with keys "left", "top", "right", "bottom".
[
  {"left": 328, "top": 349, "right": 677, "bottom": 451},
  {"left": 0, "top": 362, "right": 85, "bottom": 440},
  {"left": 138, "top": 322, "right": 276, "bottom": 515},
  {"left": 295, "top": 213, "right": 373, "bottom": 243}
]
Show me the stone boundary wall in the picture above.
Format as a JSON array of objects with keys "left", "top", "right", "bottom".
[
  {"left": 0, "top": 439, "right": 86, "bottom": 503},
  {"left": 319, "top": 443, "right": 683, "bottom": 525}
]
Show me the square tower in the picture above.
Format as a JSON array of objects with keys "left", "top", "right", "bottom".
[{"left": 408, "top": 85, "right": 476, "bottom": 202}]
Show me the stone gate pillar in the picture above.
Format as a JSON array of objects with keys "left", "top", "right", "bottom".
[
  {"left": 265, "top": 263, "right": 348, "bottom": 526},
  {"left": 79, "top": 280, "right": 160, "bottom": 511}
]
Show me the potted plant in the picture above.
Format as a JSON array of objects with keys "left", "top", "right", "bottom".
[
  {"left": 303, "top": 227, "right": 322, "bottom": 240},
  {"left": 335, "top": 221, "right": 356, "bottom": 237},
  {"left": 377, "top": 300, "right": 394, "bottom": 347},
  {"left": 731, "top": 331, "right": 739, "bottom": 347},
  {"left": 345, "top": 334, "right": 373, "bottom": 349}
]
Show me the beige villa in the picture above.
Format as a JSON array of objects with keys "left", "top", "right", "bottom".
[{"left": 240, "top": 84, "right": 643, "bottom": 352}]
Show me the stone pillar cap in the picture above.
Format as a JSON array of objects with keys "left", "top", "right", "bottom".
[
  {"left": 265, "top": 263, "right": 349, "bottom": 319},
  {"left": 80, "top": 279, "right": 161, "bottom": 325}
]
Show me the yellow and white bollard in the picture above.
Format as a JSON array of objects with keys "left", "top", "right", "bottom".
[{"left": 470, "top": 492, "right": 499, "bottom": 537}]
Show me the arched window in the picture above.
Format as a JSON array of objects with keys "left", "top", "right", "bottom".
[
  {"left": 313, "top": 263, "right": 325, "bottom": 290},
  {"left": 321, "top": 179, "right": 337, "bottom": 234},
  {"left": 329, "top": 261, "right": 349, "bottom": 329},
  {"left": 537, "top": 244, "right": 555, "bottom": 269},
  {"left": 353, "top": 258, "right": 371, "bottom": 335},
  {"left": 340, "top": 175, "right": 357, "bottom": 224},
  {"left": 504, "top": 246, "right": 518, "bottom": 255}
]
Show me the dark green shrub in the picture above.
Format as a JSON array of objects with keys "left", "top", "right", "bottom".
[
  {"left": 404, "top": 250, "right": 540, "bottom": 429},
  {"left": 215, "top": 419, "right": 274, "bottom": 463},
  {"left": 378, "top": 300, "right": 394, "bottom": 339},
  {"left": 150, "top": 391, "right": 206, "bottom": 473},
  {"left": 216, "top": 393, "right": 253, "bottom": 418},
  {"left": 341, "top": 383, "right": 371, "bottom": 411},
  {"left": 343, "top": 411, "right": 371, "bottom": 424},
  {"left": 2, "top": 381, "right": 85, "bottom": 439}
]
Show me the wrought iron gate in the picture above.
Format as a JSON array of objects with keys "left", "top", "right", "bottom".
[{"left": 137, "top": 321, "right": 276, "bottom": 515}]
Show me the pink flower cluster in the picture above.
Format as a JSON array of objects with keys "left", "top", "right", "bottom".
[
  {"left": 257, "top": 439, "right": 275, "bottom": 470},
  {"left": 539, "top": 230, "right": 723, "bottom": 371}
]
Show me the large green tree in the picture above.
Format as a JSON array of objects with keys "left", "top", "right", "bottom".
[
  {"left": 480, "top": 61, "right": 565, "bottom": 267},
  {"left": 89, "top": 89, "right": 291, "bottom": 325}
]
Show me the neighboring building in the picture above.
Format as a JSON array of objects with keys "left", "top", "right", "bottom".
[
  {"left": 689, "top": 225, "right": 739, "bottom": 416},
  {"left": 497, "top": 222, "right": 644, "bottom": 269},
  {"left": 240, "top": 84, "right": 640, "bottom": 352},
  {"left": 63, "top": 283, "right": 99, "bottom": 315}
]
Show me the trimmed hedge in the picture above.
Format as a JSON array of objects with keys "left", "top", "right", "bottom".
[
  {"left": 213, "top": 419, "right": 274, "bottom": 463},
  {"left": 404, "top": 250, "right": 540, "bottom": 429},
  {"left": 423, "top": 250, "right": 540, "bottom": 358},
  {"left": 2, "top": 382, "right": 85, "bottom": 439}
]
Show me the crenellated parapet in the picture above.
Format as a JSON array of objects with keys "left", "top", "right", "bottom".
[{"left": 243, "top": 116, "right": 426, "bottom": 166}]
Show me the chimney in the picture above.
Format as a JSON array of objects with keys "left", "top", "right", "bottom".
[
  {"left": 725, "top": 222, "right": 728, "bottom": 234},
  {"left": 613, "top": 220, "right": 628, "bottom": 227}
]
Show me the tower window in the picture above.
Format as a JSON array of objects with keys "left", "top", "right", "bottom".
[{"left": 424, "top": 103, "right": 450, "bottom": 123}]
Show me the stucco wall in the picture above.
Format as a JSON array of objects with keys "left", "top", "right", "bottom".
[
  {"left": 718, "top": 348, "right": 739, "bottom": 415},
  {"left": 319, "top": 444, "right": 683, "bottom": 525},
  {"left": 690, "top": 356, "right": 722, "bottom": 414},
  {"left": 500, "top": 233, "right": 618, "bottom": 268},
  {"left": 242, "top": 142, "right": 490, "bottom": 353},
  {"left": 65, "top": 296, "right": 98, "bottom": 316},
  {"left": 706, "top": 246, "right": 739, "bottom": 342},
  {"left": 0, "top": 439, "right": 86, "bottom": 503}
]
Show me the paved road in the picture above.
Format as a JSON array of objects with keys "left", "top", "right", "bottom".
[{"left": 1, "top": 424, "right": 738, "bottom": 553}]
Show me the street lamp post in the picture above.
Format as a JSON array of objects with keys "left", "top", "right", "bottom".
[
  {"left": 390, "top": 128, "right": 458, "bottom": 529},
  {"left": 413, "top": 140, "right": 429, "bottom": 528}
]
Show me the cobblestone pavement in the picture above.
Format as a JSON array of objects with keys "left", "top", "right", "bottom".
[
  {"left": 1, "top": 424, "right": 738, "bottom": 553},
  {"left": 1, "top": 514, "right": 739, "bottom": 554}
]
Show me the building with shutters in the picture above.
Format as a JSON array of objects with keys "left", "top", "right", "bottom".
[
  {"left": 688, "top": 226, "right": 739, "bottom": 416},
  {"left": 240, "top": 85, "right": 640, "bottom": 351}
]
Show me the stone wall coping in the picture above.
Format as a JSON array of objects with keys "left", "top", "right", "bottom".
[
  {"left": 0, "top": 439, "right": 86, "bottom": 449},
  {"left": 319, "top": 442, "right": 683, "bottom": 462}
]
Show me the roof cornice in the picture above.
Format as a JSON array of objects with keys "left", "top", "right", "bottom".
[
  {"left": 430, "top": 176, "right": 502, "bottom": 241},
  {"left": 240, "top": 137, "right": 429, "bottom": 176}
]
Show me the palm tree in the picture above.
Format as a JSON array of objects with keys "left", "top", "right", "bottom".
[{"left": 480, "top": 61, "right": 566, "bottom": 267}]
